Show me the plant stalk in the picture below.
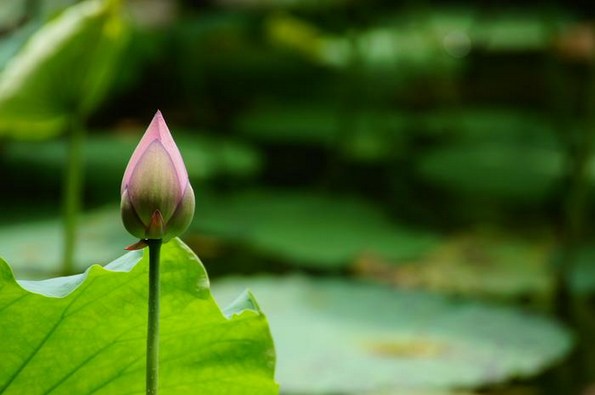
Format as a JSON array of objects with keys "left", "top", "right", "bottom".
[
  {"left": 146, "top": 239, "right": 163, "bottom": 395},
  {"left": 62, "top": 114, "right": 85, "bottom": 275}
]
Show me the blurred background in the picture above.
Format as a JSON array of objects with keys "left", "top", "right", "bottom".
[{"left": 1, "top": 0, "right": 595, "bottom": 393}]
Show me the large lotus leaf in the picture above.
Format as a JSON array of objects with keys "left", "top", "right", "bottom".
[
  {"left": 0, "top": 238, "right": 278, "bottom": 394},
  {"left": 0, "top": 0, "right": 129, "bottom": 139},
  {"left": 354, "top": 232, "right": 553, "bottom": 300},
  {"left": 213, "top": 276, "right": 571, "bottom": 394},
  {"left": 193, "top": 191, "right": 438, "bottom": 269}
]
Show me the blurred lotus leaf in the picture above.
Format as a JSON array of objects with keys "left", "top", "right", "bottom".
[
  {"left": 236, "top": 103, "right": 410, "bottom": 161},
  {"left": 416, "top": 108, "right": 561, "bottom": 202},
  {"left": 0, "top": 0, "right": 129, "bottom": 140},
  {"left": 472, "top": 12, "right": 555, "bottom": 51},
  {"left": 354, "top": 232, "right": 554, "bottom": 301},
  {"left": 0, "top": 207, "right": 128, "bottom": 278},
  {"left": 194, "top": 191, "right": 438, "bottom": 269},
  {"left": 419, "top": 143, "right": 562, "bottom": 201},
  {"left": 213, "top": 275, "right": 571, "bottom": 394}
]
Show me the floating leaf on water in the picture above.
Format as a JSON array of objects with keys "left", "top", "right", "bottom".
[{"left": 213, "top": 275, "right": 572, "bottom": 394}]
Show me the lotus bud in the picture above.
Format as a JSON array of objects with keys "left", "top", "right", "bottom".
[{"left": 121, "top": 110, "right": 195, "bottom": 247}]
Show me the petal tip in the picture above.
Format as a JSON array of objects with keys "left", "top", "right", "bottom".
[{"left": 152, "top": 110, "right": 165, "bottom": 126}]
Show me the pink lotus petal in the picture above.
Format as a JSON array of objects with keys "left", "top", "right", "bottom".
[
  {"left": 121, "top": 110, "right": 188, "bottom": 193},
  {"left": 127, "top": 140, "right": 181, "bottom": 223},
  {"left": 120, "top": 110, "right": 195, "bottom": 244}
]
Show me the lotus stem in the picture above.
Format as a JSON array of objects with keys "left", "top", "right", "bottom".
[{"left": 146, "top": 238, "right": 162, "bottom": 395}]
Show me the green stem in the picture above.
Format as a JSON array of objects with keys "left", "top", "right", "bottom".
[
  {"left": 62, "top": 114, "right": 85, "bottom": 275},
  {"left": 146, "top": 239, "right": 162, "bottom": 395}
]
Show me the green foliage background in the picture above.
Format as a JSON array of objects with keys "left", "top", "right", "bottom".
[{"left": 1, "top": 0, "right": 594, "bottom": 394}]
